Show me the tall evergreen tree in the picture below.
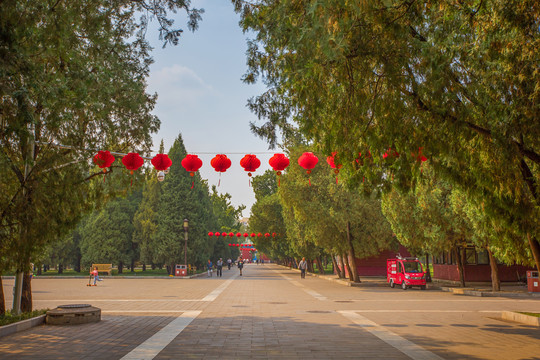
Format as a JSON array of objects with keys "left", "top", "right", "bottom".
[{"left": 155, "top": 135, "right": 217, "bottom": 272}]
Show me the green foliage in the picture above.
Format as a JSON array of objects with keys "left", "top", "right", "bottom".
[
  {"left": 80, "top": 190, "right": 142, "bottom": 268},
  {"left": 250, "top": 170, "right": 289, "bottom": 259},
  {"left": 233, "top": 0, "right": 540, "bottom": 266},
  {"left": 0, "top": 309, "right": 48, "bottom": 327},
  {"left": 154, "top": 135, "right": 217, "bottom": 269},
  {"left": 0, "top": 0, "right": 203, "bottom": 274}
]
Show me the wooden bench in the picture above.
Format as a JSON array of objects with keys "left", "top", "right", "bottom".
[{"left": 92, "top": 264, "right": 112, "bottom": 276}]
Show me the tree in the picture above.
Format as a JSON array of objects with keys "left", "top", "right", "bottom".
[
  {"left": 154, "top": 134, "right": 217, "bottom": 272},
  {"left": 1, "top": 0, "right": 203, "bottom": 312},
  {"left": 233, "top": 0, "right": 540, "bottom": 270},
  {"left": 250, "top": 170, "right": 289, "bottom": 261},
  {"left": 209, "top": 185, "right": 245, "bottom": 261},
  {"left": 80, "top": 190, "right": 142, "bottom": 273},
  {"left": 133, "top": 175, "right": 162, "bottom": 269}
]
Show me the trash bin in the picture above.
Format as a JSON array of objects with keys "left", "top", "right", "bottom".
[
  {"left": 175, "top": 265, "right": 187, "bottom": 276},
  {"left": 527, "top": 271, "right": 540, "bottom": 293}
]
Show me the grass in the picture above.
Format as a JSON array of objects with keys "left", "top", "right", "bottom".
[
  {"left": 0, "top": 309, "right": 48, "bottom": 327},
  {"left": 519, "top": 312, "right": 540, "bottom": 318}
]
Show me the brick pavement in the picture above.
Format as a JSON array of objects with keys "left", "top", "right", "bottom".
[{"left": 1, "top": 264, "right": 539, "bottom": 359}]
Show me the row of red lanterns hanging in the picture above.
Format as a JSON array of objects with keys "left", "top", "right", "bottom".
[
  {"left": 208, "top": 232, "right": 278, "bottom": 238},
  {"left": 93, "top": 148, "right": 427, "bottom": 186}
]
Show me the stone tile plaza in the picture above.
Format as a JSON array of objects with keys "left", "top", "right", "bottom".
[{"left": 1, "top": 264, "right": 539, "bottom": 359}]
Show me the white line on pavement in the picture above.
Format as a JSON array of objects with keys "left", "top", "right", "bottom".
[
  {"left": 353, "top": 310, "right": 501, "bottom": 313},
  {"left": 102, "top": 310, "right": 192, "bottom": 313},
  {"left": 120, "top": 310, "right": 201, "bottom": 360},
  {"left": 33, "top": 299, "right": 202, "bottom": 302},
  {"left": 339, "top": 310, "right": 444, "bottom": 360},
  {"left": 285, "top": 277, "right": 328, "bottom": 301},
  {"left": 201, "top": 274, "right": 239, "bottom": 302}
]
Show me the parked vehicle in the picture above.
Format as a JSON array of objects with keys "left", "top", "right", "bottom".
[{"left": 387, "top": 256, "right": 427, "bottom": 290}]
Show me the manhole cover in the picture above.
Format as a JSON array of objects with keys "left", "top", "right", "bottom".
[
  {"left": 58, "top": 304, "right": 91, "bottom": 309},
  {"left": 307, "top": 310, "right": 331, "bottom": 313}
]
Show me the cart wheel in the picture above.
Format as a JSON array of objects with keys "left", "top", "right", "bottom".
[
  {"left": 390, "top": 279, "right": 395, "bottom": 288},
  {"left": 401, "top": 281, "right": 407, "bottom": 290},
  {"left": 421, "top": 285, "right": 426, "bottom": 290}
]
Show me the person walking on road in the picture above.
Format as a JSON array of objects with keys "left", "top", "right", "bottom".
[
  {"left": 227, "top": 258, "right": 232, "bottom": 270},
  {"left": 206, "top": 259, "right": 213, "bottom": 277},
  {"left": 216, "top": 258, "right": 223, "bottom": 277},
  {"left": 298, "top": 257, "right": 307, "bottom": 279},
  {"left": 237, "top": 257, "right": 244, "bottom": 276}
]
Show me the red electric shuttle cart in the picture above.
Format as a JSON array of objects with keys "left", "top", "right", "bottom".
[{"left": 387, "top": 255, "right": 427, "bottom": 290}]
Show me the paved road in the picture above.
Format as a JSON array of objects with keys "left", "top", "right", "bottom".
[{"left": 1, "top": 264, "right": 539, "bottom": 359}]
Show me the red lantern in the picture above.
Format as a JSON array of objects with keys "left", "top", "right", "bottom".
[
  {"left": 269, "top": 153, "right": 289, "bottom": 185},
  {"left": 243, "top": 233, "right": 249, "bottom": 237},
  {"left": 181, "top": 154, "right": 203, "bottom": 175},
  {"left": 236, "top": 232, "right": 242, "bottom": 237},
  {"left": 264, "top": 232, "right": 270, "bottom": 237},
  {"left": 93, "top": 150, "right": 115, "bottom": 181},
  {"left": 272, "top": 233, "right": 276, "bottom": 237},
  {"left": 221, "top": 232, "right": 227, "bottom": 237},
  {"left": 412, "top": 147, "right": 428, "bottom": 163},
  {"left": 151, "top": 154, "right": 172, "bottom": 171},
  {"left": 122, "top": 153, "right": 144, "bottom": 185},
  {"left": 93, "top": 150, "right": 115, "bottom": 171},
  {"left": 122, "top": 153, "right": 144, "bottom": 173},
  {"left": 215, "top": 232, "right": 221, "bottom": 237},
  {"left": 208, "top": 232, "right": 214, "bottom": 237},
  {"left": 228, "top": 243, "right": 232, "bottom": 246},
  {"left": 181, "top": 154, "right": 202, "bottom": 188},
  {"left": 210, "top": 154, "right": 231, "bottom": 186},
  {"left": 298, "top": 152, "right": 319, "bottom": 185},
  {"left": 250, "top": 232, "right": 256, "bottom": 237},
  {"left": 228, "top": 232, "right": 234, "bottom": 237},
  {"left": 326, "top": 152, "right": 342, "bottom": 184},
  {"left": 240, "top": 154, "right": 261, "bottom": 184},
  {"left": 257, "top": 233, "right": 262, "bottom": 237}
]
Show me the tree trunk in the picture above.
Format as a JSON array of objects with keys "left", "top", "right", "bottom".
[
  {"left": 316, "top": 256, "right": 325, "bottom": 274},
  {"left": 130, "top": 259, "right": 135, "bottom": 272},
  {"left": 527, "top": 232, "right": 540, "bottom": 271},
  {"left": 338, "top": 254, "right": 346, "bottom": 278},
  {"left": 487, "top": 247, "right": 500, "bottom": 291},
  {"left": 118, "top": 261, "right": 124, "bottom": 274},
  {"left": 331, "top": 255, "right": 341, "bottom": 277},
  {"left": 343, "top": 252, "right": 353, "bottom": 281},
  {"left": 151, "top": 263, "right": 156, "bottom": 270},
  {"left": 143, "top": 263, "right": 146, "bottom": 271},
  {"left": 58, "top": 264, "right": 63, "bottom": 274},
  {"left": 0, "top": 272, "right": 5, "bottom": 315},
  {"left": 346, "top": 221, "right": 361, "bottom": 283},
  {"left": 21, "top": 272, "right": 32, "bottom": 313},
  {"left": 75, "top": 254, "right": 81, "bottom": 273},
  {"left": 424, "top": 254, "right": 432, "bottom": 283},
  {"left": 454, "top": 247, "right": 466, "bottom": 287},
  {"left": 307, "top": 259, "right": 314, "bottom": 273},
  {"left": 36, "top": 265, "right": 42, "bottom": 276}
]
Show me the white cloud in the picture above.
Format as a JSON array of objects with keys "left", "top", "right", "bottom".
[{"left": 147, "top": 64, "right": 215, "bottom": 107}]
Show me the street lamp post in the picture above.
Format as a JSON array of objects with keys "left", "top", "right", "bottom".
[{"left": 183, "top": 219, "right": 189, "bottom": 268}]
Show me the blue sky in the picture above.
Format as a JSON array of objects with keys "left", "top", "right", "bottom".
[{"left": 146, "top": 1, "right": 273, "bottom": 217}]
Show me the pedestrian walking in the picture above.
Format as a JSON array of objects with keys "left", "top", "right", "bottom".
[
  {"left": 237, "top": 257, "right": 244, "bottom": 276},
  {"left": 216, "top": 258, "right": 223, "bottom": 277},
  {"left": 206, "top": 259, "right": 213, "bottom": 277},
  {"left": 227, "top": 258, "right": 232, "bottom": 270},
  {"left": 298, "top": 257, "right": 307, "bottom": 279}
]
